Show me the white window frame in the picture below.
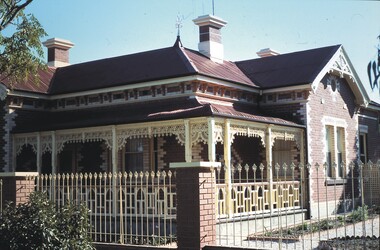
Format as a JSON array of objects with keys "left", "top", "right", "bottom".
[{"left": 323, "top": 117, "right": 347, "bottom": 179}]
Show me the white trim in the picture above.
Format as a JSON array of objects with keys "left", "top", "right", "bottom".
[
  {"left": 311, "top": 46, "right": 369, "bottom": 106},
  {"left": 0, "top": 172, "right": 38, "bottom": 177},
  {"left": 322, "top": 116, "right": 347, "bottom": 128},
  {"left": 169, "top": 161, "right": 221, "bottom": 169},
  {"left": 8, "top": 75, "right": 259, "bottom": 100},
  {"left": 358, "top": 114, "right": 378, "bottom": 121}
]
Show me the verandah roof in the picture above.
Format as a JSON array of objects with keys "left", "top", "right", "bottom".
[{"left": 13, "top": 96, "right": 303, "bottom": 134}]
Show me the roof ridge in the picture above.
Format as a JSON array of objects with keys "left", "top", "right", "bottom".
[{"left": 177, "top": 47, "right": 199, "bottom": 73}]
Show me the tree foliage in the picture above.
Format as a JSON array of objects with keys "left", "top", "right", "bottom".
[
  {"left": 0, "top": 192, "right": 95, "bottom": 250},
  {"left": 0, "top": 0, "right": 47, "bottom": 86}
]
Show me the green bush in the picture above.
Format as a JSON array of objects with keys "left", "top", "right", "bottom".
[
  {"left": 0, "top": 191, "right": 94, "bottom": 250},
  {"left": 349, "top": 205, "right": 369, "bottom": 222}
]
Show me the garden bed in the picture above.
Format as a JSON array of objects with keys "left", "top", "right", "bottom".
[
  {"left": 318, "top": 236, "right": 379, "bottom": 250},
  {"left": 248, "top": 206, "right": 379, "bottom": 242}
]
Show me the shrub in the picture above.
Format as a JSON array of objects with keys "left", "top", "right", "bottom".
[
  {"left": 0, "top": 191, "right": 94, "bottom": 250},
  {"left": 349, "top": 205, "right": 369, "bottom": 222}
]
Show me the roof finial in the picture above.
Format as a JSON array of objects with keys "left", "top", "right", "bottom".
[
  {"left": 176, "top": 14, "right": 184, "bottom": 37},
  {"left": 174, "top": 14, "right": 184, "bottom": 47},
  {"left": 212, "top": 0, "right": 215, "bottom": 15}
]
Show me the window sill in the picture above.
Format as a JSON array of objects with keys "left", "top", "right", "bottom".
[{"left": 325, "top": 178, "right": 347, "bottom": 186}]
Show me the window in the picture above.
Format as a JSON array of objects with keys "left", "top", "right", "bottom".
[
  {"left": 150, "top": 137, "right": 159, "bottom": 172},
  {"left": 125, "top": 138, "right": 144, "bottom": 172},
  {"left": 336, "top": 128, "right": 344, "bottom": 177},
  {"left": 325, "top": 126, "right": 333, "bottom": 177},
  {"left": 325, "top": 125, "right": 346, "bottom": 178},
  {"left": 273, "top": 140, "right": 293, "bottom": 178},
  {"left": 359, "top": 133, "right": 368, "bottom": 164}
]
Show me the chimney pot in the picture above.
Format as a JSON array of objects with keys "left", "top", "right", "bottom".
[{"left": 43, "top": 38, "right": 74, "bottom": 67}]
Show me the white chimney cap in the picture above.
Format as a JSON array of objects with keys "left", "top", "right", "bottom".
[
  {"left": 43, "top": 38, "right": 74, "bottom": 50},
  {"left": 193, "top": 14, "right": 227, "bottom": 29},
  {"left": 257, "top": 48, "right": 280, "bottom": 58}
]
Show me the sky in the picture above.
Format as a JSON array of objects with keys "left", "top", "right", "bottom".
[{"left": 26, "top": 0, "right": 380, "bottom": 103}]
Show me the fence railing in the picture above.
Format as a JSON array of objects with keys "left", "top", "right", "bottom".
[
  {"left": 29, "top": 171, "right": 177, "bottom": 246},
  {"left": 215, "top": 161, "right": 380, "bottom": 249},
  {"left": 0, "top": 178, "right": 2, "bottom": 213},
  {"left": 216, "top": 163, "right": 301, "bottom": 217}
]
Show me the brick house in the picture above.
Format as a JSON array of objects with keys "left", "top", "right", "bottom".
[{"left": 1, "top": 15, "right": 379, "bottom": 218}]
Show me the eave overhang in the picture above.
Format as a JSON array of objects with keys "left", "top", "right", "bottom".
[
  {"left": 311, "top": 45, "right": 370, "bottom": 107},
  {"left": 7, "top": 74, "right": 260, "bottom": 101}
]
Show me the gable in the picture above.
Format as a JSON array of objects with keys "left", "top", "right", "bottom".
[
  {"left": 235, "top": 45, "right": 341, "bottom": 89},
  {"left": 311, "top": 46, "right": 369, "bottom": 106}
]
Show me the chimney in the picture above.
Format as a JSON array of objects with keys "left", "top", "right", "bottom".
[
  {"left": 257, "top": 48, "right": 280, "bottom": 58},
  {"left": 193, "top": 15, "right": 227, "bottom": 63},
  {"left": 42, "top": 38, "right": 74, "bottom": 67}
]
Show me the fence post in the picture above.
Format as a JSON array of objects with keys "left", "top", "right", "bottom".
[
  {"left": 170, "top": 161, "right": 220, "bottom": 250},
  {"left": 0, "top": 172, "right": 38, "bottom": 210}
]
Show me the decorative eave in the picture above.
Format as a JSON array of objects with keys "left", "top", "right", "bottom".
[
  {"left": 311, "top": 45, "right": 370, "bottom": 107},
  {"left": 6, "top": 74, "right": 259, "bottom": 101}
]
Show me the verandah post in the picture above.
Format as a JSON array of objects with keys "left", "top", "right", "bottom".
[
  {"left": 266, "top": 125, "right": 274, "bottom": 213},
  {"left": 170, "top": 161, "right": 220, "bottom": 250}
]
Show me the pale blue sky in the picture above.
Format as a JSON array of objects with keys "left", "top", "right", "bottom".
[{"left": 27, "top": 0, "right": 380, "bottom": 102}]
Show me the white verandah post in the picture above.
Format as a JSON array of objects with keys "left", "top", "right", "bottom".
[
  {"left": 184, "top": 119, "right": 192, "bottom": 162},
  {"left": 208, "top": 118, "right": 216, "bottom": 162},
  {"left": 111, "top": 126, "right": 118, "bottom": 218},
  {"left": 224, "top": 119, "right": 232, "bottom": 216},
  {"left": 266, "top": 125, "right": 274, "bottom": 213},
  {"left": 51, "top": 131, "right": 57, "bottom": 174},
  {"left": 36, "top": 132, "right": 41, "bottom": 173}
]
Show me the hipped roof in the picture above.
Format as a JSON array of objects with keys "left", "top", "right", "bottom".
[{"left": 5, "top": 41, "right": 347, "bottom": 95}]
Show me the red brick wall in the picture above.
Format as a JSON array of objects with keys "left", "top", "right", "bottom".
[
  {"left": 307, "top": 75, "right": 358, "bottom": 203},
  {"left": 232, "top": 135, "right": 264, "bottom": 166},
  {"left": 48, "top": 47, "right": 69, "bottom": 64},
  {"left": 175, "top": 167, "right": 216, "bottom": 250},
  {"left": 261, "top": 102, "right": 306, "bottom": 125},
  {"left": 1, "top": 175, "right": 35, "bottom": 208},
  {"left": 162, "top": 135, "right": 185, "bottom": 170}
]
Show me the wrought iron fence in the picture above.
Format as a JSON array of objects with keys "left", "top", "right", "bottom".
[
  {"left": 29, "top": 171, "right": 177, "bottom": 246},
  {"left": 215, "top": 161, "right": 380, "bottom": 249},
  {"left": 0, "top": 178, "right": 2, "bottom": 213}
]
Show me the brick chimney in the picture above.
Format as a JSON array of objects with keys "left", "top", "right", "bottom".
[
  {"left": 193, "top": 15, "right": 227, "bottom": 63},
  {"left": 42, "top": 38, "right": 74, "bottom": 67},
  {"left": 257, "top": 48, "right": 280, "bottom": 58}
]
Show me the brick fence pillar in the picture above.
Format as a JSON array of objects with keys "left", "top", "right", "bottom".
[
  {"left": 170, "top": 162, "right": 220, "bottom": 250},
  {"left": 0, "top": 172, "right": 38, "bottom": 209}
]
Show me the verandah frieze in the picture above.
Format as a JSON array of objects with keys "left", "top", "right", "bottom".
[{"left": 13, "top": 118, "right": 303, "bottom": 154}]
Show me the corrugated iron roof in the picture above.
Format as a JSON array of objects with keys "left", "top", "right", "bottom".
[
  {"left": 182, "top": 48, "right": 257, "bottom": 87},
  {"left": 1, "top": 67, "right": 55, "bottom": 94},
  {"left": 13, "top": 96, "right": 302, "bottom": 133},
  {"left": 236, "top": 45, "right": 341, "bottom": 89},
  {"left": 5, "top": 42, "right": 342, "bottom": 96}
]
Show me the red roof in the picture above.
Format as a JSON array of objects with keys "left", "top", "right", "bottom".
[
  {"left": 13, "top": 96, "right": 302, "bottom": 133},
  {"left": 4, "top": 40, "right": 341, "bottom": 95},
  {"left": 2, "top": 67, "right": 55, "bottom": 94},
  {"left": 182, "top": 48, "right": 256, "bottom": 87}
]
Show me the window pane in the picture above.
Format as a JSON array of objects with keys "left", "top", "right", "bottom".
[
  {"left": 359, "top": 135, "right": 364, "bottom": 155},
  {"left": 125, "top": 138, "right": 144, "bottom": 172}
]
